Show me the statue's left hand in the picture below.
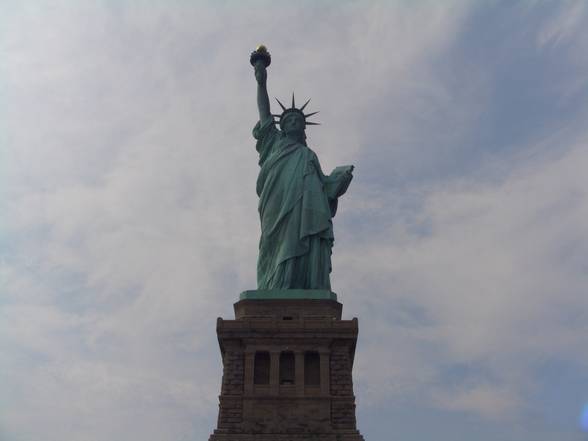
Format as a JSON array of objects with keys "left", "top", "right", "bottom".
[{"left": 326, "top": 165, "right": 354, "bottom": 199}]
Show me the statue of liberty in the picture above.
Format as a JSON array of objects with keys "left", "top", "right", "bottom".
[{"left": 250, "top": 46, "right": 354, "bottom": 291}]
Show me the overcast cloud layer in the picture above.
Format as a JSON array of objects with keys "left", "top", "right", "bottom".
[{"left": 2, "top": 2, "right": 588, "bottom": 441}]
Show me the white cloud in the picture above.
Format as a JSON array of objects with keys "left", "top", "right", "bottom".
[
  {"left": 432, "top": 382, "right": 522, "bottom": 420},
  {"left": 347, "top": 135, "right": 588, "bottom": 417},
  {"left": 537, "top": 1, "right": 587, "bottom": 48},
  {"left": 2, "top": 1, "right": 588, "bottom": 440}
]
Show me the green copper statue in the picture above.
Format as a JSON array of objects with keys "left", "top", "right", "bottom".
[{"left": 250, "top": 45, "right": 354, "bottom": 291}]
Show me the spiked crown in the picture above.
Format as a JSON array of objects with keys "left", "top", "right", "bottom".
[{"left": 273, "top": 93, "right": 320, "bottom": 130}]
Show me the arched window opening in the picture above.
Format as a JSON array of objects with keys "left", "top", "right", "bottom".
[
  {"left": 304, "top": 351, "right": 321, "bottom": 386},
  {"left": 254, "top": 351, "right": 270, "bottom": 385},
  {"left": 279, "top": 352, "right": 295, "bottom": 385}
]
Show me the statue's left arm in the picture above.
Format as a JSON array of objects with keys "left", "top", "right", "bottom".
[
  {"left": 326, "top": 166, "right": 354, "bottom": 199},
  {"left": 319, "top": 163, "right": 354, "bottom": 217}
]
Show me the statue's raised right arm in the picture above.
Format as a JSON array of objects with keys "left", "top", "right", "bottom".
[
  {"left": 255, "top": 63, "right": 272, "bottom": 126},
  {"left": 250, "top": 46, "right": 272, "bottom": 126}
]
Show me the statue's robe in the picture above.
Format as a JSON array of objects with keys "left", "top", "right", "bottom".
[{"left": 254, "top": 119, "right": 347, "bottom": 290}]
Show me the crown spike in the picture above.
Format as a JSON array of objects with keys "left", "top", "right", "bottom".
[
  {"left": 300, "top": 98, "right": 311, "bottom": 112},
  {"left": 275, "top": 98, "right": 287, "bottom": 111},
  {"left": 291, "top": 93, "right": 296, "bottom": 109},
  {"left": 305, "top": 121, "right": 321, "bottom": 126},
  {"left": 304, "top": 111, "right": 319, "bottom": 118}
]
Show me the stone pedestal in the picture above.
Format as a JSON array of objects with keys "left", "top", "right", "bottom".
[{"left": 208, "top": 292, "right": 365, "bottom": 441}]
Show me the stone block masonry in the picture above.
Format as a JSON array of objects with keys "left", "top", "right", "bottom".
[{"left": 208, "top": 297, "right": 365, "bottom": 441}]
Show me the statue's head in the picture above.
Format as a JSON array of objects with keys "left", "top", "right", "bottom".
[
  {"left": 274, "top": 94, "right": 319, "bottom": 139},
  {"left": 281, "top": 112, "right": 306, "bottom": 137}
]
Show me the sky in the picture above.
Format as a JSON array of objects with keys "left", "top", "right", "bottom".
[{"left": 1, "top": 1, "right": 588, "bottom": 440}]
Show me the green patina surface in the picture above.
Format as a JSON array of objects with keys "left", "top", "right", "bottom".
[
  {"left": 240, "top": 289, "right": 337, "bottom": 301},
  {"left": 250, "top": 45, "right": 354, "bottom": 294}
]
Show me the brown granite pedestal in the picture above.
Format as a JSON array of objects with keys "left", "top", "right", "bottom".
[{"left": 208, "top": 296, "right": 365, "bottom": 441}]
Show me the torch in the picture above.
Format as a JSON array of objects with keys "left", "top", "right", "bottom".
[{"left": 250, "top": 44, "right": 271, "bottom": 69}]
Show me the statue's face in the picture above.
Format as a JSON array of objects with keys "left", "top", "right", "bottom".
[{"left": 282, "top": 113, "right": 305, "bottom": 135}]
